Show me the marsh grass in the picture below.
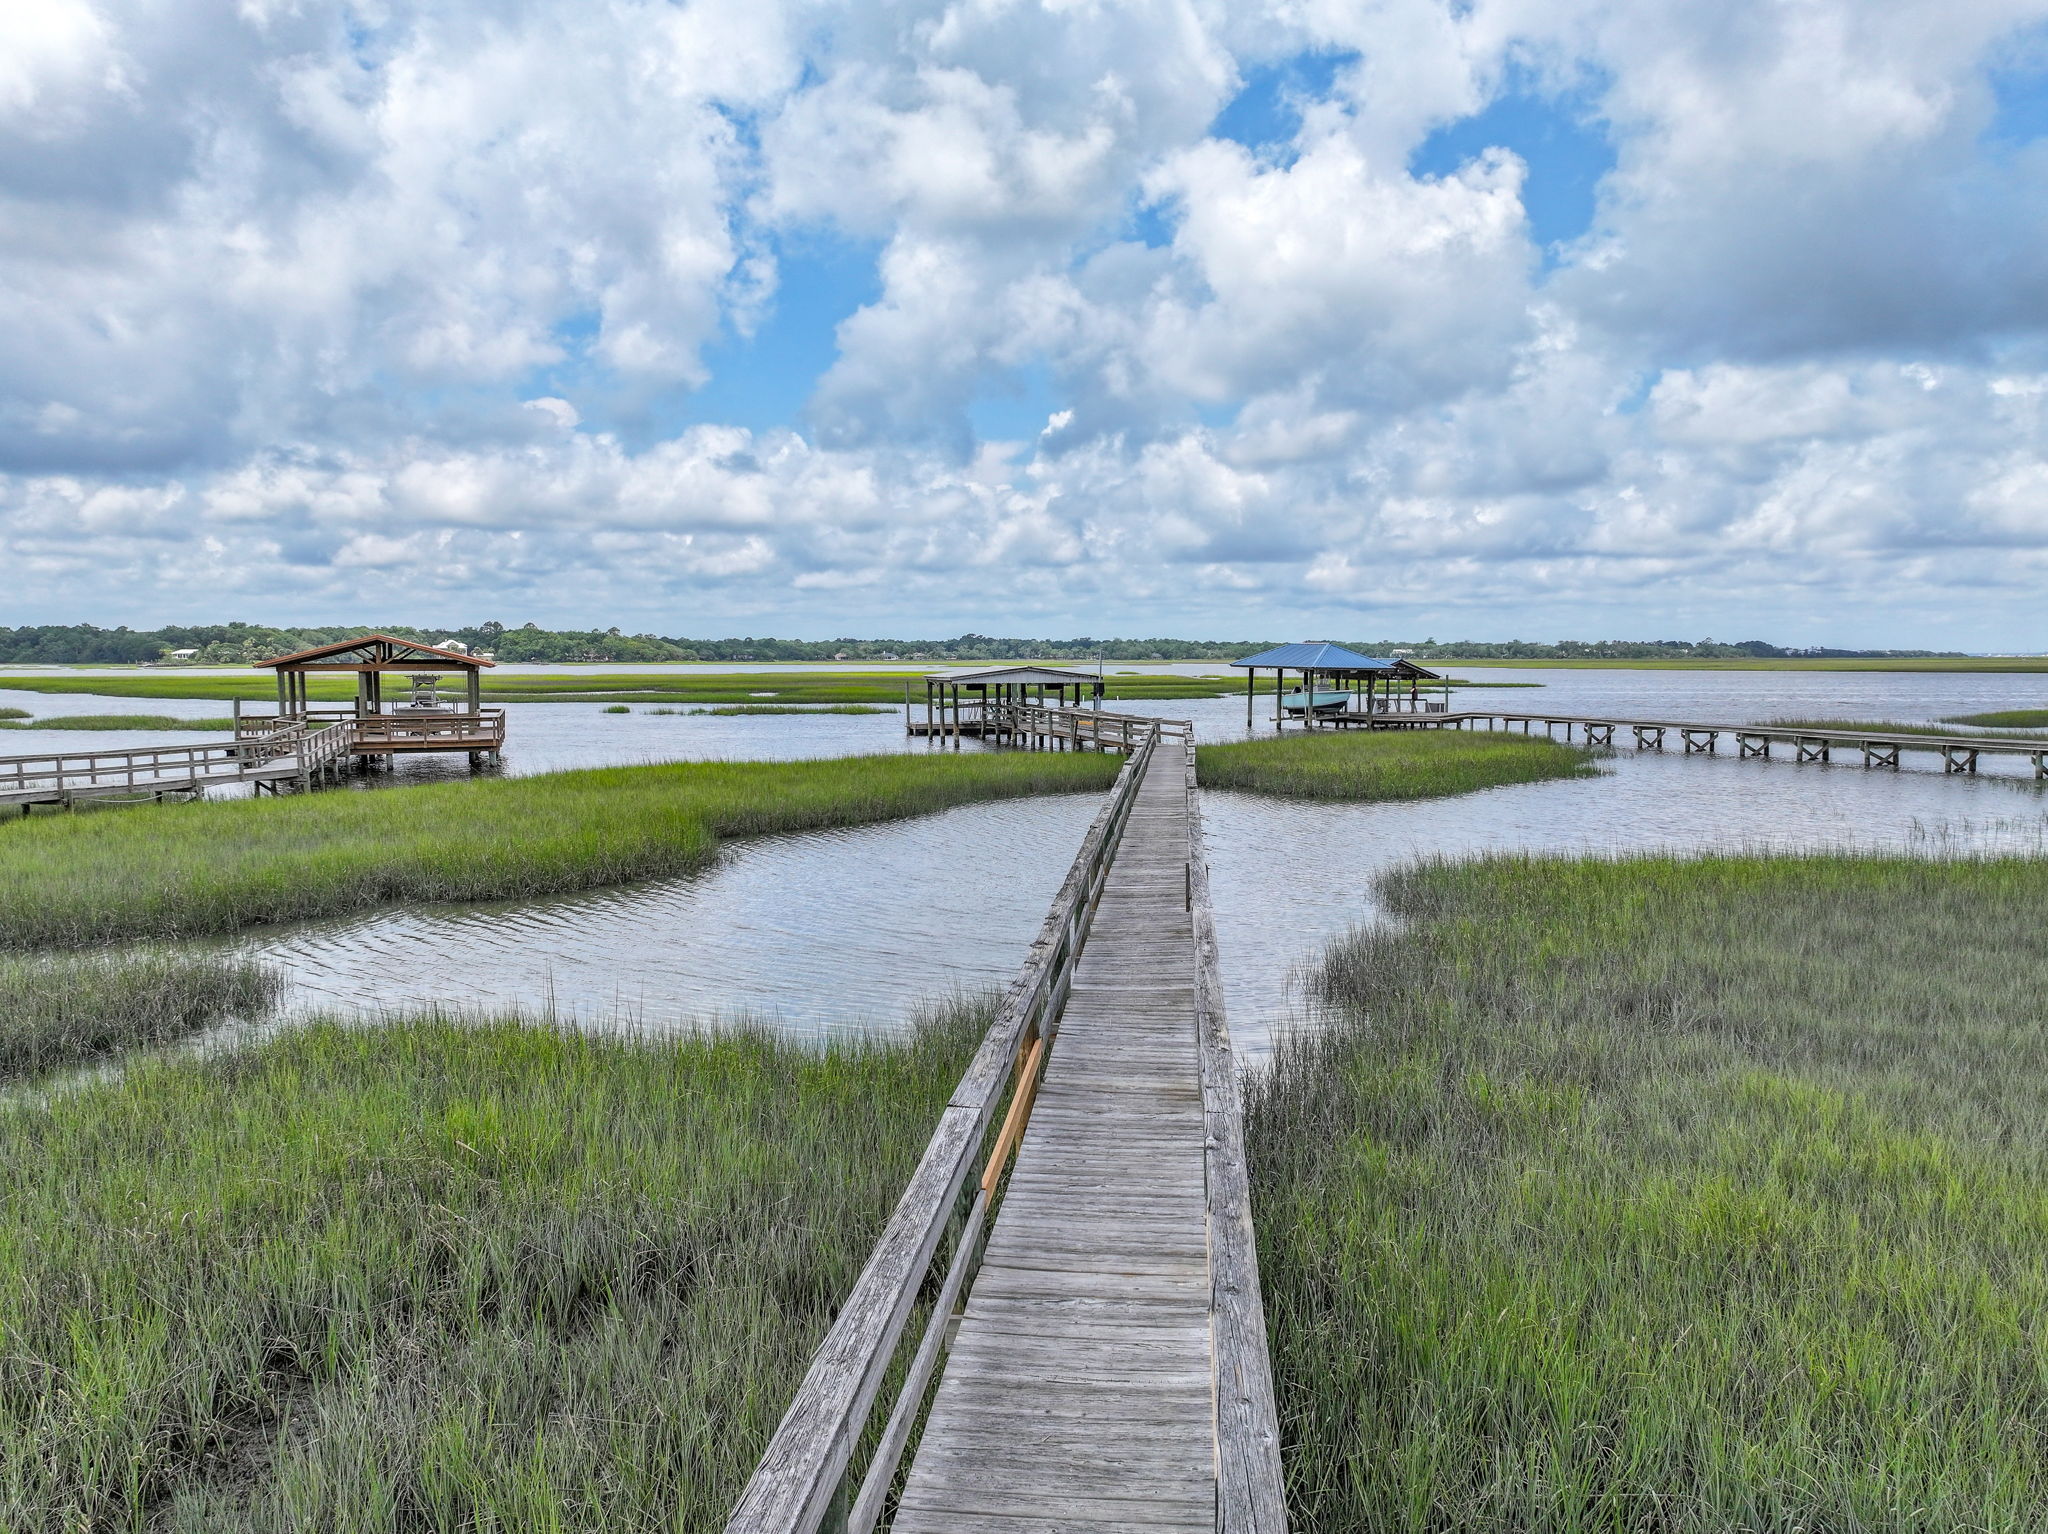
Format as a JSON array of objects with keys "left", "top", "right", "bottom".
[
  {"left": 1945, "top": 708, "right": 2048, "bottom": 729},
  {"left": 0, "top": 1002, "right": 983, "bottom": 1530},
  {"left": 0, "top": 951, "right": 278, "bottom": 1077},
  {"left": 0, "top": 708, "right": 27, "bottom": 720},
  {"left": 1768, "top": 715, "right": 2045, "bottom": 737},
  {"left": 687, "top": 704, "right": 896, "bottom": 716},
  {"left": 0, "top": 714, "right": 236, "bottom": 732},
  {"left": 0, "top": 751, "right": 1121, "bottom": 947},
  {"left": 0, "top": 669, "right": 1248, "bottom": 706},
  {"left": 1252, "top": 851, "right": 2048, "bottom": 1530},
  {"left": 1197, "top": 728, "right": 1595, "bottom": 801}
]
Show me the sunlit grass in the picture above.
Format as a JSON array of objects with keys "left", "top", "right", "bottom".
[
  {"left": 1252, "top": 851, "right": 2048, "bottom": 1530},
  {"left": 0, "top": 751, "right": 1121, "bottom": 947},
  {"left": 0, "top": 1002, "right": 983, "bottom": 1530},
  {"left": 1197, "top": 728, "right": 1595, "bottom": 801}
]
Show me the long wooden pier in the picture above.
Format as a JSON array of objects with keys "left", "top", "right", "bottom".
[
  {"left": 727, "top": 723, "right": 1285, "bottom": 1534},
  {"left": 1336, "top": 708, "right": 2048, "bottom": 776}
]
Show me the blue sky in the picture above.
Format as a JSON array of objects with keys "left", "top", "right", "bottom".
[{"left": 4, "top": 0, "right": 2048, "bottom": 644}]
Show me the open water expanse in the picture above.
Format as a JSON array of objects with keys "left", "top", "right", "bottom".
[{"left": 10, "top": 664, "right": 2048, "bottom": 1053}]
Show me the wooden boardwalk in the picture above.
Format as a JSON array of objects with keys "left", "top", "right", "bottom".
[
  {"left": 0, "top": 712, "right": 505, "bottom": 809},
  {"left": 1327, "top": 708, "right": 2048, "bottom": 776},
  {"left": 726, "top": 723, "right": 1283, "bottom": 1534},
  {"left": 891, "top": 742, "right": 1217, "bottom": 1531}
]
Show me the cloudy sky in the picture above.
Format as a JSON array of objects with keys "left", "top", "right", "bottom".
[{"left": 5, "top": 0, "right": 2048, "bottom": 643}]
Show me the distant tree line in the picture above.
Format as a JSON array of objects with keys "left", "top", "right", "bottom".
[{"left": 0, "top": 622, "right": 1963, "bottom": 665}]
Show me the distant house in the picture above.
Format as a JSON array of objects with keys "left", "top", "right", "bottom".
[
  {"left": 165, "top": 648, "right": 198, "bottom": 661},
  {"left": 433, "top": 639, "right": 469, "bottom": 654}
]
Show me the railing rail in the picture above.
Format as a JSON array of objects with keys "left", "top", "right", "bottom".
[
  {"left": 1183, "top": 731, "right": 1288, "bottom": 1532},
  {"left": 350, "top": 709, "right": 505, "bottom": 747},
  {"left": 984, "top": 700, "right": 1176, "bottom": 752},
  {"left": 726, "top": 724, "right": 1165, "bottom": 1534},
  {"left": 0, "top": 740, "right": 247, "bottom": 796}
]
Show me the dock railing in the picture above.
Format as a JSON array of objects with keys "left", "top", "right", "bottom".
[
  {"left": 350, "top": 709, "right": 505, "bottom": 750},
  {"left": 726, "top": 723, "right": 1176, "bottom": 1534},
  {"left": 986, "top": 700, "right": 1164, "bottom": 751},
  {"left": 0, "top": 740, "right": 250, "bottom": 800},
  {"left": 1182, "top": 729, "right": 1289, "bottom": 1531}
]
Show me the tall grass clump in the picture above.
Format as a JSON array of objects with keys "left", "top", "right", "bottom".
[
  {"left": 0, "top": 750, "right": 1121, "bottom": 947},
  {"left": 0, "top": 951, "right": 278, "bottom": 1077},
  {"left": 1197, "top": 728, "right": 1595, "bottom": 801},
  {"left": 0, "top": 1002, "right": 982, "bottom": 1530},
  {"left": 1251, "top": 851, "right": 2048, "bottom": 1530}
]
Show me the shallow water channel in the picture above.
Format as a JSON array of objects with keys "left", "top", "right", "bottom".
[{"left": 11, "top": 663, "right": 2048, "bottom": 1054}]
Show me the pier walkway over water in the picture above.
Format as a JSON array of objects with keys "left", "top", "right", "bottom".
[
  {"left": 727, "top": 722, "right": 1285, "bottom": 1534},
  {"left": 1344, "top": 708, "right": 2048, "bottom": 775}
]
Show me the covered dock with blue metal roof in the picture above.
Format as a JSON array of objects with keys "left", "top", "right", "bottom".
[{"left": 1232, "top": 641, "right": 1446, "bottom": 730}]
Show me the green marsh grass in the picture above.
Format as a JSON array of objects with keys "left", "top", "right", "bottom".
[
  {"left": 1197, "top": 728, "right": 1595, "bottom": 801},
  {"left": 0, "top": 1003, "right": 982, "bottom": 1530},
  {"left": 0, "top": 713, "right": 236, "bottom": 732},
  {"left": 0, "top": 951, "right": 278, "bottom": 1077},
  {"left": 0, "top": 668, "right": 1249, "bottom": 706},
  {"left": 1252, "top": 851, "right": 2048, "bottom": 1530},
  {"left": 1945, "top": 708, "right": 2048, "bottom": 729},
  {"left": 688, "top": 703, "right": 896, "bottom": 716},
  {"left": 0, "top": 708, "right": 27, "bottom": 721},
  {"left": 0, "top": 750, "right": 1121, "bottom": 947},
  {"left": 1767, "top": 715, "right": 2046, "bottom": 737}
]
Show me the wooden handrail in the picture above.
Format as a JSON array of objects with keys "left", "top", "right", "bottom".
[
  {"left": 1183, "top": 731, "right": 1288, "bottom": 1532},
  {"left": 725, "top": 725, "right": 1162, "bottom": 1534}
]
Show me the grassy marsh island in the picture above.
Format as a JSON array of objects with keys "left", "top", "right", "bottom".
[
  {"left": 1252, "top": 851, "right": 2048, "bottom": 1530},
  {"left": 0, "top": 713, "right": 236, "bottom": 732},
  {"left": 1768, "top": 715, "right": 2048, "bottom": 736},
  {"left": 1945, "top": 708, "right": 2048, "bottom": 729},
  {"left": 0, "top": 668, "right": 1247, "bottom": 707},
  {"left": 0, "top": 1005, "right": 981, "bottom": 1530},
  {"left": 0, "top": 951, "right": 278, "bottom": 1077},
  {"left": 0, "top": 750, "right": 1121, "bottom": 947},
  {"left": 1196, "top": 728, "right": 1597, "bottom": 801}
]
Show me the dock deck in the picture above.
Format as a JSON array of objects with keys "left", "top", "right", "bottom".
[
  {"left": 725, "top": 723, "right": 1283, "bottom": 1534},
  {"left": 892, "top": 742, "right": 1219, "bottom": 1530}
]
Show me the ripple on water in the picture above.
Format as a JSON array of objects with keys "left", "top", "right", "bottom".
[{"left": 207, "top": 740, "right": 2048, "bottom": 1062}]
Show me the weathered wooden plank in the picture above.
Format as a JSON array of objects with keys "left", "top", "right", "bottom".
[
  {"left": 724, "top": 737, "right": 1160, "bottom": 1534},
  {"left": 891, "top": 738, "right": 1224, "bottom": 1532}
]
